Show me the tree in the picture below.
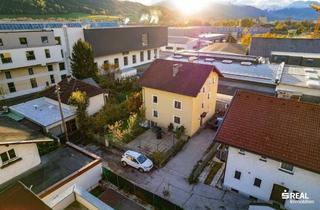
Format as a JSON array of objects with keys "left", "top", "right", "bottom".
[
  {"left": 241, "top": 33, "right": 252, "bottom": 47},
  {"left": 240, "top": 18, "right": 254, "bottom": 28},
  {"left": 70, "top": 39, "right": 98, "bottom": 79},
  {"left": 68, "top": 91, "right": 91, "bottom": 137}
]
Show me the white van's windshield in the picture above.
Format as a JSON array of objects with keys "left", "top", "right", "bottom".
[{"left": 137, "top": 155, "right": 147, "bottom": 164}]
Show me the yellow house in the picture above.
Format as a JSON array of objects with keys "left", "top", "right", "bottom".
[{"left": 139, "top": 59, "right": 222, "bottom": 136}]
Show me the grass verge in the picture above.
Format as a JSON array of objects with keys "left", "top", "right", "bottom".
[{"left": 204, "top": 162, "right": 223, "bottom": 185}]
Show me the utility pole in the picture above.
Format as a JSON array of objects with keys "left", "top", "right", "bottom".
[{"left": 55, "top": 84, "right": 69, "bottom": 142}]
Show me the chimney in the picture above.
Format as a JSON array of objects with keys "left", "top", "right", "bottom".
[{"left": 173, "top": 64, "right": 182, "bottom": 77}]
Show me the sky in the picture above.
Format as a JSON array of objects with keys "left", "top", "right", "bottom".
[{"left": 126, "top": 0, "right": 319, "bottom": 9}]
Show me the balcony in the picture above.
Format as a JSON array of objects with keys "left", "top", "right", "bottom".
[{"left": 0, "top": 45, "right": 64, "bottom": 70}]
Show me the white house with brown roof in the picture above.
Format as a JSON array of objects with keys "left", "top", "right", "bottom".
[
  {"left": 9, "top": 78, "right": 106, "bottom": 136},
  {"left": 216, "top": 91, "right": 320, "bottom": 210},
  {"left": 0, "top": 116, "right": 53, "bottom": 185}
]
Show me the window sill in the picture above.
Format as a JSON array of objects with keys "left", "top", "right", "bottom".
[
  {"left": 1, "top": 157, "right": 22, "bottom": 169},
  {"left": 278, "top": 168, "right": 294, "bottom": 175}
]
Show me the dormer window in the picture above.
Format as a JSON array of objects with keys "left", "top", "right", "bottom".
[
  {"left": 0, "top": 149, "right": 21, "bottom": 168},
  {"left": 279, "top": 162, "right": 294, "bottom": 174}
]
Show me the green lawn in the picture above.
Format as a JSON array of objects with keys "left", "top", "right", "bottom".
[{"left": 204, "top": 162, "right": 223, "bottom": 185}]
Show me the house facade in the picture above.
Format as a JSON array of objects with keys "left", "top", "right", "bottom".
[
  {"left": 0, "top": 30, "right": 67, "bottom": 99},
  {"left": 216, "top": 90, "right": 320, "bottom": 210},
  {"left": 139, "top": 59, "right": 221, "bottom": 136},
  {"left": 0, "top": 117, "right": 53, "bottom": 185},
  {"left": 84, "top": 26, "right": 168, "bottom": 74}
]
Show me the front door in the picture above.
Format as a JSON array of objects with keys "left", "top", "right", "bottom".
[{"left": 270, "top": 184, "right": 289, "bottom": 205}]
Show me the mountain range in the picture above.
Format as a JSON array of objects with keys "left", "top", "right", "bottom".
[{"left": 0, "top": 0, "right": 318, "bottom": 21}]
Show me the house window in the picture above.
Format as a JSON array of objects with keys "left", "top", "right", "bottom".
[
  {"left": 208, "top": 93, "right": 211, "bottom": 99},
  {"left": 41, "top": 36, "right": 48, "bottom": 44},
  {"left": 0, "top": 38, "right": 3, "bottom": 46},
  {"left": 153, "top": 110, "right": 159, "bottom": 118},
  {"left": 234, "top": 170, "right": 241, "bottom": 180},
  {"left": 45, "top": 49, "right": 51, "bottom": 58},
  {"left": 0, "top": 149, "right": 17, "bottom": 164},
  {"left": 124, "top": 56, "right": 128, "bottom": 66},
  {"left": 280, "top": 162, "right": 294, "bottom": 173},
  {"left": 212, "top": 78, "right": 215, "bottom": 84},
  {"left": 140, "top": 51, "right": 144, "bottom": 62},
  {"left": 254, "top": 178, "right": 261, "bottom": 187},
  {"left": 55, "top": 36, "right": 61, "bottom": 45},
  {"left": 61, "top": 49, "right": 64, "bottom": 58},
  {"left": 174, "top": 100, "right": 182, "bottom": 109},
  {"left": 30, "top": 78, "right": 37, "bottom": 88},
  {"left": 61, "top": 74, "right": 67, "bottom": 80},
  {"left": 142, "top": 33, "right": 148, "bottom": 47},
  {"left": 154, "top": 49, "right": 157, "bottom": 58},
  {"left": 7, "top": 82, "right": 16, "bottom": 93},
  {"left": 4, "top": 71, "right": 11, "bottom": 79},
  {"left": 132, "top": 55, "right": 137, "bottom": 64},
  {"left": 201, "top": 103, "right": 204, "bottom": 109},
  {"left": 59, "top": 62, "right": 65, "bottom": 71},
  {"left": 152, "top": 95, "right": 158, "bottom": 104},
  {"left": 114, "top": 58, "right": 119, "bottom": 68},
  {"left": 0, "top": 53, "right": 12, "bottom": 63},
  {"left": 28, "top": 68, "right": 34, "bottom": 75},
  {"left": 47, "top": 64, "right": 53, "bottom": 72},
  {"left": 203, "top": 87, "right": 205, "bottom": 93},
  {"left": 174, "top": 116, "right": 181, "bottom": 124},
  {"left": 166, "top": 46, "right": 173, "bottom": 50},
  {"left": 19, "top": 37, "right": 27, "bottom": 45},
  {"left": 26, "top": 51, "right": 35, "bottom": 60},
  {"left": 147, "top": 50, "right": 151, "bottom": 60},
  {"left": 50, "top": 75, "right": 55, "bottom": 84}
]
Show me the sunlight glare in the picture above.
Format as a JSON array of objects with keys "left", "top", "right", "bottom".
[{"left": 172, "top": 0, "right": 211, "bottom": 15}]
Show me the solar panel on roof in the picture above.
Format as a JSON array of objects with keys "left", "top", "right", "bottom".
[{"left": 0, "top": 22, "right": 82, "bottom": 31}]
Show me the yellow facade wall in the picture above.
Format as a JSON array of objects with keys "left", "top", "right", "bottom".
[{"left": 142, "top": 71, "right": 219, "bottom": 136}]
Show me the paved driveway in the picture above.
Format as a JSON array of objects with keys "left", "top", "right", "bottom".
[{"left": 83, "top": 129, "right": 250, "bottom": 210}]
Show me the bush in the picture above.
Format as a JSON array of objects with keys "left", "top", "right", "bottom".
[
  {"left": 175, "top": 126, "right": 185, "bottom": 140},
  {"left": 37, "top": 141, "right": 59, "bottom": 156}
]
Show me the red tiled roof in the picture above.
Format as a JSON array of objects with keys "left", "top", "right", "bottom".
[
  {"left": 138, "top": 59, "right": 222, "bottom": 97},
  {"left": 216, "top": 90, "right": 320, "bottom": 174},
  {"left": 43, "top": 78, "right": 105, "bottom": 104}
]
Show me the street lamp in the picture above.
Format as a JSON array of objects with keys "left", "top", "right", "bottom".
[{"left": 55, "top": 84, "right": 69, "bottom": 142}]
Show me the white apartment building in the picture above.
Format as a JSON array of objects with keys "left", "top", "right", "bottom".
[
  {"left": 216, "top": 90, "right": 320, "bottom": 210},
  {"left": 0, "top": 30, "right": 66, "bottom": 99},
  {"left": 0, "top": 23, "right": 168, "bottom": 99}
]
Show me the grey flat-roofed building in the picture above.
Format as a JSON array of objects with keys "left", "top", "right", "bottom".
[
  {"left": 84, "top": 26, "right": 168, "bottom": 57},
  {"left": 271, "top": 51, "right": 320, "bottom": 67},
  {"left": 167, "top": 51, "right": 279, "bottom": 95},
  {"left": 249, "top": 37, "right": 320, "bottom": 58}
]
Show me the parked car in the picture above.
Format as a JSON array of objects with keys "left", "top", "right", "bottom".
[
  {"left": 206, "top": 117, "right": 224, "bottom": 130},
  {"left": 121, "top": 150, "right": 153, "bottom": 172}
]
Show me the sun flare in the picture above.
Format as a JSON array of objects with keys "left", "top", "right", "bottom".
[{"left": 172, "top": 0, "right": 211, "bottom": 15}]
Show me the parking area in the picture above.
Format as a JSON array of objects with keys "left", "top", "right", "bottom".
[
  {"left": 126, "top": 129, "right": 175, "bottom": 156},
  {"left": 82, "top": 128, "right": 250, "bottom": 210}
]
